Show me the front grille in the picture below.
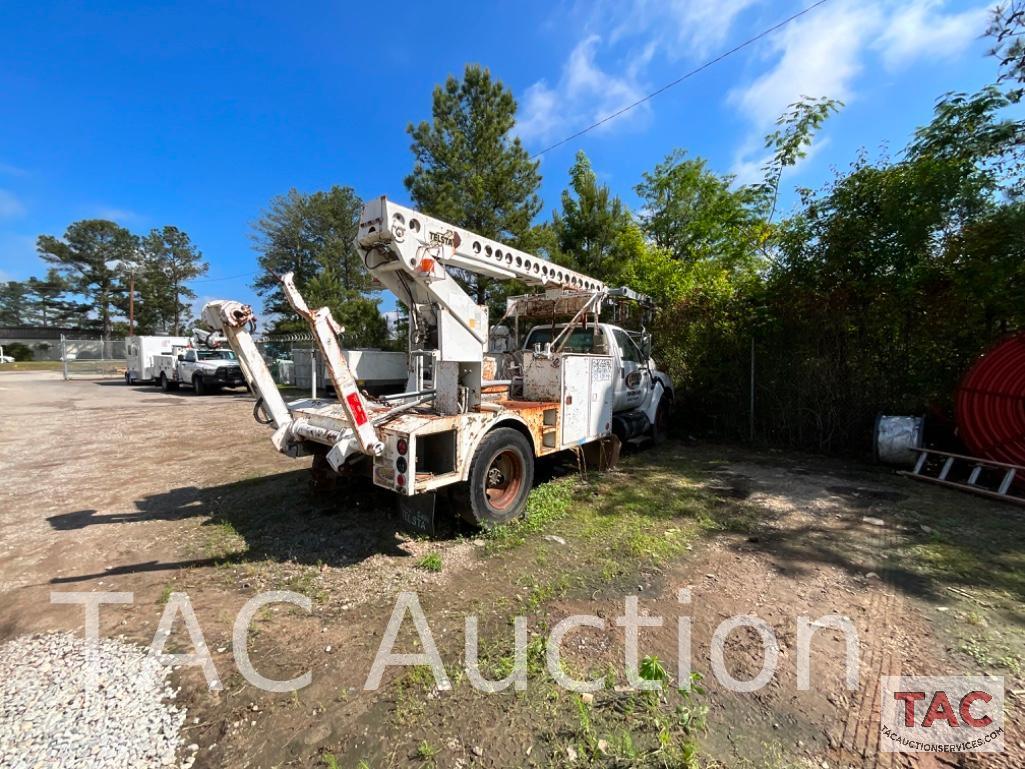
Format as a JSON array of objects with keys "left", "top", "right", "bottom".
[{"left": 217, "top": 366, "right": 243, "bottom": 380}]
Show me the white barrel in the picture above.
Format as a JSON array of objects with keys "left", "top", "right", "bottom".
[{"left": 874, "top": 415, "right": 924, "bottom": 466}]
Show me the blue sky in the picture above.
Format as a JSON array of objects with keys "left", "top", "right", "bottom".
[{"left": 0, "top": 0, "right": 1001, "bottom": 320}]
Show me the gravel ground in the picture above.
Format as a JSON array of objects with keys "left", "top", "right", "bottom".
[{"left": 0, "top": 633, "right": 188, "bottom": 769}]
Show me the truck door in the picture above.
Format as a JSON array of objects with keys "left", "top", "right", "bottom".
[
  {"left": 180, "top": 349, "right": 197, "bottom": 381},
  {"left": 611, "top": 329, "right": 649, "bottom": 412}
]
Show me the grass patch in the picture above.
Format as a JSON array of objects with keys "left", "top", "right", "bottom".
[
  {"left": 417, "top": 553, "right": 443, "bottom": 572},
  {"left": 0, "top": 360, "right": 64, "bottom": 371},
  {"left": 415, "top": 740, "right": 439, "bottom": 767},
  {"left": 960, "top": 632, "right": 1023, "bottom": 676},
  {"left": 487, "top": 478, "right": 577, "bottom": 549},
  {"left": 202, "top": 517, "right": 248, "bottom": 560}
]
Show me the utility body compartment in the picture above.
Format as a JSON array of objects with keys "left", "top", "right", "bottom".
[
  {"left": 125, "top": 335, "right": 190, "bottom": 383},
  {"left": 523, "top": 354, "right": 614, "bottom": 445}
]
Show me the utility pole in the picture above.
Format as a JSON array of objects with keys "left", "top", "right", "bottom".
[{"left": 128, "top": 271, "right": 135, "bottom": 336}]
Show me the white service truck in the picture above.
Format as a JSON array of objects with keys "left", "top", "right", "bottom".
[
  {"left": 124, "top": 335, "right": 190, "bottom": 384},
  {"left": 202, "top": 197, "right": 673, "bottom": 531},
  {"left": 153, "top": 331, "right": 248, "bottom": 395}
]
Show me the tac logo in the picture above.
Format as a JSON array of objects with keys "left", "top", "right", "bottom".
[{"left": 880, "top": 676, "right": 1004, "bottom": 753}]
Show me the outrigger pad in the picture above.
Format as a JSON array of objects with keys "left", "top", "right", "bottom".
[{"left": 397, "top": 492, "right": 438, "bottom": 536}]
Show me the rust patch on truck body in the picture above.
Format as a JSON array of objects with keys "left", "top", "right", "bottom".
[{"left": 493, "top": 399, "right": 561, "bottom": 456}]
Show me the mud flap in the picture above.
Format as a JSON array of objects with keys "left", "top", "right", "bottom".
[
  {"left": 397, "top": 492, "right": 437, "bottom": 536},
  {"left": 582, "top": 435, "right": 622, "bottom": 471}
]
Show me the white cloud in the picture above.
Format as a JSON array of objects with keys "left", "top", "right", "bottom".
[
  {"left": 730, "top": 2, "right": 881, "bottom": 131},
  {"left": 517, "top": 82, "right": 562, "bottom": 144},
  {"left": 608, "top": 0, "right": 758, "bottom": 58},
  {"left": 0, "top": 162, "right": 28, "bottom": 177},
  {"left": 520, "top": 0, "right": 991, "bottom": 166},
  {"left": 727, "top": 0, "right": 990, "bottom": 183},
  {"left": 0, "top": 190, "right": 26, "bottom": 219},
  {"left": 94, "top": 207, "right": 143, "bottom": 224},
  {"left": 730, "top": 135, "right": 833, "bottom": 186},
  {"left": 876, "top": 0, "right": 990, "bottom": 71},
  {"left": 517, "top": 34, "right": 649, "bottom": 144},
  {"left": 518, "top": 0, "right": 758, "bottom": 144}
]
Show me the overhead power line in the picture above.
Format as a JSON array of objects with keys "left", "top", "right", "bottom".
[
  {"left": 190, "top": 271, "right": 259, "bottom": 284},
  {"left": 530, "top": 0, "right": 833, "bottom": 158}
]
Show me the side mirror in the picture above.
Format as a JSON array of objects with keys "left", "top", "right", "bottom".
[{"left": 177, "top": 354, "right": 185, "bottom": 362}]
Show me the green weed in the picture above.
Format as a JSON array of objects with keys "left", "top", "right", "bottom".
[{"left": 417, "top": 553, "right": 443, "bottom": 572}]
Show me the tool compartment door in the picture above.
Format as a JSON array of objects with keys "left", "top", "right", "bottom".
[
  {"left": 561, "top": 355, "right": 614, "bottom": 445},
  {"left": 589, "top": 356, "right": 615, "bottom": 438}
]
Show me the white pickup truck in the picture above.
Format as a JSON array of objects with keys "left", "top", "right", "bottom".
[{"left": 153, "top": 347, "right": 247, "bottom": 395}]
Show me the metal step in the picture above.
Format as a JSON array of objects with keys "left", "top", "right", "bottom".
[{"left": 899, "top": 448, "right": 1025, "bottom": 506}]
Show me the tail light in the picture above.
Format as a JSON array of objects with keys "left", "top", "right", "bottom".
[
  {"left": 396, "top": 474, "right": 406, "bottom": 488},
  {"left": 396, "top": 438, "right": 408, "bottom": 455}
]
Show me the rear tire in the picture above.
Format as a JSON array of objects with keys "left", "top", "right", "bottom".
[
  {"left": 193, "top": 375, "right": 208, "bottom": 395},
  {"left": 159, "top": 373, "right": 177, "bottom": 392},
  {"left": 125, "top": 372, "right": 132, "bottom": 385},
  {"left": 462, "top": 427, "right": 534, "bottom": 528}
]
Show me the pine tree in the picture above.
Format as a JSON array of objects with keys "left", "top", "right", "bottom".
[
  {"left": 552, "top": 151, "right": 634, "bottom": 279},
  {"left": 405, "top": 65, "right": 542, "bottom": 307},
  {"left": 37, "top": 220, "right": 137, "bottom": 338},
  {"left": 135, "top": 226, "right": 208, "bottom": 334},
  {"left": 251, "top": 186, "right": 372, "bottom": 324},
  {"left": 25, "top": 269, "right": 89, "bottom": 327}
]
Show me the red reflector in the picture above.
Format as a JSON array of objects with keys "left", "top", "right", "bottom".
[
  {"left": 396, "top": 438, "right": 408, "bottom": 455},
  {"left": 396, "top": 474, "right": 406, "bottom": 488},
  {"left": 345, "top": 392, "right": 368, "bottom": 426}
]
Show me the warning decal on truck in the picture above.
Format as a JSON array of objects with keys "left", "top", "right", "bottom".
[{"left": 592, "top": 358, "right": 613, "bottom": 382}]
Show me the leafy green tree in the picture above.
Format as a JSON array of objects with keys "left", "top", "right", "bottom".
[
  {"left": 36, "top": 219, "right": 137, "bottom": 338},
  {"left": 252, "top": 186, "right": 371, "bottom": 323},
  {"left": 635, "top": 149, "right": 763, "bottom": 271},
  {"left": 755, "top": 96, "right": 843, "bottom": 226},
  {"left": 988, "top": 0, "right": 1025, "bottom": 93},
  {"left": 303, "top": 269, "right": 389, "bottom": 347},
  {"left": 406, "top": 64, "right": 542, "bottom": 306},
  {"left": 132, "top": 226, "right": 207, "bottom": 334}
]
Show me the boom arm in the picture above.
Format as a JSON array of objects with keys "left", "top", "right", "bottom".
[
  {"left": 355, "top": 197, "right": 606, "bottom": 370},
  {"left": 357, "top": 197, "right": 604, "bottom": 291},
  {"left": 280, "top": 272, "right": 384, "bottom": 457}
]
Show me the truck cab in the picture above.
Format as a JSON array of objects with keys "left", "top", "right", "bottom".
[
  {"left": 520, "top": 322, "right": 672, "bottom": 442},
  {"left": 154, "top": 346, "right": 246, "bottom": 394}
]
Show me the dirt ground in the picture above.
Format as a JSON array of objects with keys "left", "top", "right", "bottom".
[{"left": 1, "top": 370, "right": 1023, "bottom": 769}]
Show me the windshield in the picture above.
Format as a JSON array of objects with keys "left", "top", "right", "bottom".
[
  {"left": 524, "top": 326, "right": 601, "bottom": 353},
  {"left": 198, "top": 350, "right": 237, "bottom": 361}
]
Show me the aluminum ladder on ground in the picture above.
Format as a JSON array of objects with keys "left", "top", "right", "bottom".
[{"left": 900, "top": 448, "right": 1025, "bottom": 506}]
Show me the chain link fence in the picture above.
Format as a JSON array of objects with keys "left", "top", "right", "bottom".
[{"left": 60, "top": 337, "right": 127, "bottom": 380}]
